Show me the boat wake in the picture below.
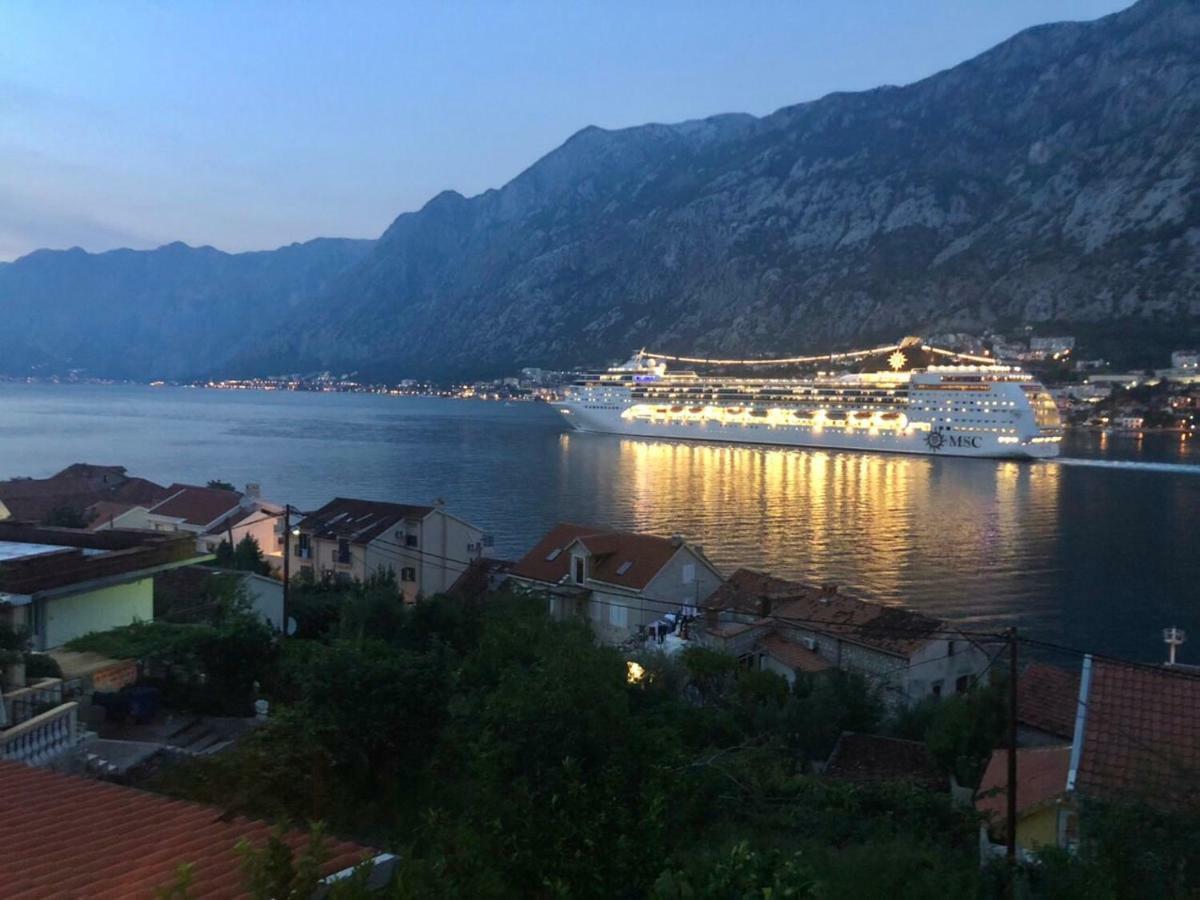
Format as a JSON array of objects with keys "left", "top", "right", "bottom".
[{"left": 1050, "top": 458, "right": 1200, "bottom": 475}]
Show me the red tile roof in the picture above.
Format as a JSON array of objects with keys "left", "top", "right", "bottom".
[
  {"left": 510, "top": 523, "right": 690, "bottom": 591},
  {"left": 570, "top": 531, "right": 684, "bottom": 590},
  {"left": 976, "top": 746, "right": 1072, "bottom": 826},
  {"left": 111, "top": 477, "right": 174, "bottom": 506},
  {"left": 510, "top": 523, "right": 605, "bottom": 585},
  {"left": 706, "top": 568, "right": 945, "bottom": 657},
  {"left": 0, "top": 760, "right": 373, "bottom": 899},
  {"left": 761, "top": 634, "right": 832, "bottom": 673},
  {"left": 150, "top": 485, "right": 246, "bottom": 528},
  {"left": 0, "top": 466, "right": 170, "bottom": 526},
  {"left": 298, "top": 497, "right": 434, "bottom": 546},
  {"left": 1018, "top": 662, "right": 1080, "bottom": 740},
  {"left": 1074, "top": 658, "right": 1200, "bottom": 808},
  {"left": 824, "top": 733, "right": 943, "bottom": 787},
  {"left": 84, "top": 500, "right": 141, "bottom": 530}
]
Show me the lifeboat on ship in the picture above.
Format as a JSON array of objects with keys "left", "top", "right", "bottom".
[{"left": 750, "top": 409, "right": 769, "bottom": 419}]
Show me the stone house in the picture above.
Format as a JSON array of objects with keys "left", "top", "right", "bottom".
[
  {"left": 290, "top": 497, "right": 490, "bottom": 603},
  {"left": 509, "top": 522, "right": 722, "bottom": 645},
  {"left": 699, "top": 568, "right": 990, "bottom": 705}
]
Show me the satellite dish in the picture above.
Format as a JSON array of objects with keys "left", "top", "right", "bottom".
[{"left": 286, "top": 615, "right": 298, "bottom": 636}]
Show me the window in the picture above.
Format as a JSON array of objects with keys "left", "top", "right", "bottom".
[
  {"left": 405, "top": 533, "right": 419, "bottom": 548},
  {"left": 337, "top": 539, "right": 350, "bottom": 565},
  {"left": 545, "top": 548, "right": 562, "bottom": 562},
  {"left": 296, "top": 533, "right": 311, "bottom": 559},
  {"left": 931, "top": 680, "right": 943, "bottom": 698},
  {"left": 574, "top": 556, "right": 585, "bottom": 585},
  {"left": 682, "top": 563, "right": 696, "bottom": 584},
  {"left": 400, "top": 566, "right": 416, "bottom": 582},
  {"left": 947, "top": 639, "right": 955, "bottom": 657},
  {"left": 335, "top": 572, "right": 352, "bottom": 586},
  {"left": 956, "top": 675, "right": 970, "bottom": 694},
  {"left": 608, "top": 603, "right": 628, "bottom": 628}
]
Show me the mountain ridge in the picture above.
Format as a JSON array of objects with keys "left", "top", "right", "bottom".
[
  {"left": 255, "top": 0, "right": 1197, "bottom": 379},
  {"left": 0, "top": 237, "right": 373, "bottom": 379},
  {"left": 4, "top": 0, "right": 1198, "bottom": 380}
]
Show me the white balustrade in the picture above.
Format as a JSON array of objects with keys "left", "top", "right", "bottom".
[{"left": 0, "top": 701, "right": 79, "bottom": 765}]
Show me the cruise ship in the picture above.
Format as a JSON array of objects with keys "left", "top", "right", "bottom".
[{"left": 554, "top": 339, "right": 1063, "bottom": 459}]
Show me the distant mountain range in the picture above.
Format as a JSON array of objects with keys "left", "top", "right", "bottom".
[
  {"left": 2, "top": 0, "right": 1197, "bottom": 381},
  {"left": 0, "top": 239, "right": 372, "bottom": 379}
]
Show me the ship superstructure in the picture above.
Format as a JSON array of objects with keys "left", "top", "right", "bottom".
[{"left": 554, "top": 341, "right": 1063, "bottom": 459}]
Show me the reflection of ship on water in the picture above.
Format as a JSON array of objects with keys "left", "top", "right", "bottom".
[{"left": 554, "top": 337, "right": 1063, "bottom": 459}]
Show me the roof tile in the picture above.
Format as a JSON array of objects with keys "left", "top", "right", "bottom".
[
  {"left": 0, "top": 760, "right": 374, "bottom": 899},
  {"left": 1075, "top": 659, "right": 1200, "bottom": 808},
  {"left": 298, "top": 497, "right": 434, "bottom": 546},
  {"left": 150, "top": 485, "right": 245, "bottom": 528}
]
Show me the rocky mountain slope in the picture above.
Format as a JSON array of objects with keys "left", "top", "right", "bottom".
[
  {"left": 5, "top": 0, "right": 1198, "bottom": 380},
  {"left": 0, "top": 238, "right": 372, "bottom": 379},
  {"left": 263, "top": 0, "right": 1198, "bottom": 378}
]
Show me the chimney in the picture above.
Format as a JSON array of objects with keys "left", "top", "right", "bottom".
[
  {"left": 670, "top": 533, "right": 684, "bottom": 547},
  {"left": 819, "top": 583, "right": 838, "bottom": 605},
  {"left": 757, "top": 595, "right": 772, "bottom": 618},
  {"left": 244, "top": 483, "right": 261, "bottom": 500}
]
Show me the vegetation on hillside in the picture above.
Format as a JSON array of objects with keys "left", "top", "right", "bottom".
[{"left": 72, "top": 574, "right": 1200, "bottom": 897}]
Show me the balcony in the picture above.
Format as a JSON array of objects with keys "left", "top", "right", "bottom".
[{"left": 0, "top": 701, "right": 79, "bottom": 766}]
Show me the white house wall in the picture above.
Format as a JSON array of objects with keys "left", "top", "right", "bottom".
[{"left": 41, "top": 578, "right": 154, "bottom": 650}]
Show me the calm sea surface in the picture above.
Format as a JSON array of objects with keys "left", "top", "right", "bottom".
[{"left": 1, "top": 383, "right": 1197, "bottom": 661}]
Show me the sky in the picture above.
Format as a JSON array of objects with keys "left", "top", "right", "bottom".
[{"left": 0, "top": 0, "right": 1132, "bottom": 262}]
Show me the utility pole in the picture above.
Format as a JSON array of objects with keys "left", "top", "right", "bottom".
[
  {"left": 281, "top": 504, "right": 291, "bottom": 637},
  {"left": 1007, "top": 626, "right": 1019, "bottom": 896}
]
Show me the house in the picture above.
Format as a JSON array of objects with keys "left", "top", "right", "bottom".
[
  {"left": 102, "top": 483, "right": 285, "bottom": 569},
  {"left": 976, "top": 655, "right": 1200, "bottom": 862},
  {"left": 509, "top": 523, "right": 722, "bottom": 645},
  {"left": 0, "top": 759, "right": 392, "bottom": 898},
  {"left": 290, "top": 497, "right": 491, "bottom": 603},
  {"left": 1016, "top": 662, "right": 1080, "bottom": 746},
  {"left": 0, "top": 522, "right": 207, "bottom": 652},
  {"left": 976, "top": 746, "right": 1075, "bottom": 862},
  {"left": 0, "top": 464, "right": 170, "bottom": 526},
  {"left": 699, "top": 568, "right": 990, "bottom": 704},
  {"left": 1069, "top": 655, "right": 1200, "bottom": 808},
  {"left": 824, "top": 732, "right": 944, "bottom": 789}
]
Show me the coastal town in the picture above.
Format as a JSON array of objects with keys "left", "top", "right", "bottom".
[
  {"left": 1, "top": 461, "right": 1197, "bottom": 895},
  {"left": 11, "top": 333, "right": 1197, "bottom": 437}
]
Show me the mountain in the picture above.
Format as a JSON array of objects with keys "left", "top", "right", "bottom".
[
  {"left": 6, "top": 0, "right": 1199, "bottom": 381},
  {"left": 259, "top": 0, "right": 1198, "bottom": 378},
  {"left": 0, "top": 238, "right": 372, "bottom": 379}
]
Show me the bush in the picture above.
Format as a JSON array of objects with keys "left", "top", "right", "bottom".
[
  {"left": 68, "top": 613, "right": 276, "bottom": 716},
  {"left": 24, "top": 652, "right": 63, "bottom": 680}
]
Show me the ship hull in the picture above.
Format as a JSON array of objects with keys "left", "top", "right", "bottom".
[{"left": 554, "top": 403, "right": 1059, "bottom": 459}]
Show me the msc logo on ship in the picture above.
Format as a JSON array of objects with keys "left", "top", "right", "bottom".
[{"left": 925, "top": 432, "right": 981, "bottom": 451}]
